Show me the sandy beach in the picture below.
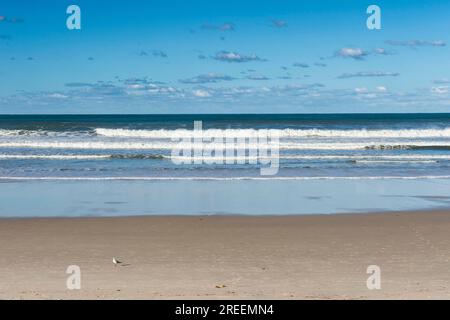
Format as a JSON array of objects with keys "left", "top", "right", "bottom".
[{"left": 0, "top": 211, "right": 449, "bottom": 300}]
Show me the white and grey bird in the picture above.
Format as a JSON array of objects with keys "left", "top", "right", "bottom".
[{"left": 112, "top": 257, "right": 122, "bottom": 266}]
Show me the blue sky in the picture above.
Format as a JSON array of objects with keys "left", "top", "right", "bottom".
[{"left": 0, "top": 0, "right": 449, "bottom": 113}]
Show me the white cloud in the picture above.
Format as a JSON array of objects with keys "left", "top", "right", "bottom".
[
  {"left": 213, "top": 51, "right": 266, "bottom": 63},
  {"left": 431, "top": 86, "right": 449, "bottom": 94},
  {"left": 127, "top": 84, "right": 145, "bottom": 89},
  {"left": 354, "top": 87, "right": 368, "bottom": 93},
  {"left": 47, "top": 93, "right": 68, "bottom": 99},
  {"left": 373, "top": 48, "right": 394, "bottom": 55},
  {"left": 192, "top": 89, "right": 211, "bottom": 97},
  {"left": 336, "top": 48, "right": 369, "bottom": 60}
]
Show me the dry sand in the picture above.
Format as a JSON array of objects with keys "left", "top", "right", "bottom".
[{"left": 0, "top": 211, "right": 449, "bottom": 299}]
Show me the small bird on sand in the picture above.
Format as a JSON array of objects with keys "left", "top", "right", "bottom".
[{"left": 112, "top": 257, "right": 122, "bottom": 266}]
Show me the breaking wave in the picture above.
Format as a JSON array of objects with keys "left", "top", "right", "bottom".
[
  {"left": 94, "top": 127, "right": 450, "bottom": 139},
  {"left": 1, "top": 140, "right": 450, "bottom": 150}
]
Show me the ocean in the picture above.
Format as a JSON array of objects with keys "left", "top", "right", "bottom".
[{"left": 1, "top": 113, "right": 450, "bottom": 216}]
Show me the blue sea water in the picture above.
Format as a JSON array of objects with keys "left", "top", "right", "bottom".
[{"left": 1, "top": 114, "right": 450, "bottom": 217}]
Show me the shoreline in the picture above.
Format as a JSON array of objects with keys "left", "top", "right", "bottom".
[
  {"left": 1, "top": 210, "right": 449, "bottom": 299},
  {"left": 1, "top": 207, "right": 450, "bottom": 220}
]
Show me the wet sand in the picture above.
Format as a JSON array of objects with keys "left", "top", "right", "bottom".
[{"left": 0, "top": 211, "right": 449, "bottom": 299}]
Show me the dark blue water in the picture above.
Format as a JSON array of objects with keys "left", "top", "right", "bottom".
[{"left": 1, "top": 113, "right": 450, "bottom": 130}]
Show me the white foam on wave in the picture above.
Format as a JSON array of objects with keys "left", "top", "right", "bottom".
[
  {"left": 0, "top": 129, "right": 90, "bottom": 137},
  {"left": 1, "top": 154, "right": 450, "bottom": 161},
  {"left": 0, "top": 154, "right": 111, "bottom": 160},
  {"left": 282, "top": 155, "right": 450, "bottom": 160},
  {"left": 171, "top": 155, "right": 450, "bottom": 162},
  {"left": 3, "top": 127, "right": 450, "bottom": 142},
  {"left": 94, "top": 127, "right": 450, "bottom": 139},
  {"left": 353, "top": 160, "right": 438, "bottom": 164},
  {"left": 1, "top": 140, "right": 450, "bottom": 150}
]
